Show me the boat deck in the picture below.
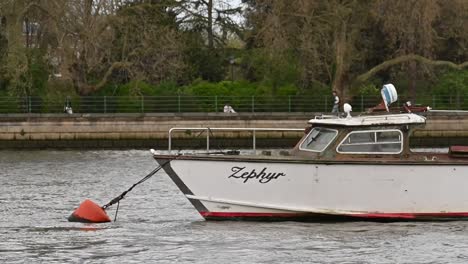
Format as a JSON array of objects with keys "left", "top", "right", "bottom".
[{"left": 153, "top": 149, "right": 468, "bottom": 165}]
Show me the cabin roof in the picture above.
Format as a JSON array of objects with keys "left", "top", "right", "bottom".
[{"left": 308, "top": 113, "right": 426, "bottom": 126}]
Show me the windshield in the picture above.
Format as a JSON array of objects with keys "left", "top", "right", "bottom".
[{"left": 300, "top": 127, "right": 338, "bottom": 152}]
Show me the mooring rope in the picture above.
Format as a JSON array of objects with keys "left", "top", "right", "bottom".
[
  {"left": 101, "top": 155, "right": 180, "bottom": 221},
  {"left": 100, "top": 147, "right": 239, "bottom": 221},
  {"left": 206, "top": 127, "right": 241, "bottom": 155}
]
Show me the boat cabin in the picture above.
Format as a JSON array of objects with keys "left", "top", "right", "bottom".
[{"left": 291, "top": 113, "right": 465, "bottom": 162}]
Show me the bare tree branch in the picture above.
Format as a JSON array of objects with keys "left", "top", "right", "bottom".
[
  {"left": 93, "top": 61, "right": 132, "bottom": 91},
  {"left": 355, "top": 54, "right": 468, "bottom": 83}
]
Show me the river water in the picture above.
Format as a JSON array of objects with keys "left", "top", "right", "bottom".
[{"left": 1, "top": 150, "right": 468, "bottom": 264}]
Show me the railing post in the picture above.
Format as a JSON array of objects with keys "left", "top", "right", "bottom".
[
  {"left": 206, "top": 128, "right": 210, "bottom": 151},
  {"left": 178, "top": 95, "right": 181, "bottom": 113},
  {"left": 168, "top": 130, "right": 172, "bottom": 152},
  {"left": 28, "top": 96, "right": 31, "bottom": 113},
  {"left": 253, "top": 129, "right": 256, "bottom": 152},
  {"left": 288, "top": 95, "right": 291, "bottom": 112},
  {"left": 215, "top": 95, "right": 218, "bottom": 112},
  {"left": 104, "top": 96, "right": 107, "bottom": 113},
  {"left": 361, "top": 94, "right": 364, "bottom": 112},
  {"left": 252, "top": 96, "right": 255, "bottom": 113}
]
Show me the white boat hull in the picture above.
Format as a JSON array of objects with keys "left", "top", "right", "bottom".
[{"left": 157, "top": 157, "right": 468, "bottom": 221}]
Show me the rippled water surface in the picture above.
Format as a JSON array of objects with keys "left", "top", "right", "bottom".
[{"left": 1, "top": 150, "right": 468, "bottom": 263}]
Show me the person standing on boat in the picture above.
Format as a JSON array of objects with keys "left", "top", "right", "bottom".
[{"left": 331, "top": 91, "right": 340, "bottom": 115}]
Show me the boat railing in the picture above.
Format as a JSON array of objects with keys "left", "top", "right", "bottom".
[
  {"left": 313, "top": 114, "right": 338, "bottom": 119},
  {"left": 360, "top": 114, "right": 412, "bottom": 123},
  {"left": 168, "top": 127, "right": 304, "bottom": 152}
]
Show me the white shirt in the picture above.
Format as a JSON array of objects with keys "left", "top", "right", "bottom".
[{"left": 334, "top": 95, "right": 339, "bottom": 105}]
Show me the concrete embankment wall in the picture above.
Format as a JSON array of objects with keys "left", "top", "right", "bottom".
[
  {"left": 0, "top": 112, "right": 467, "bottom": 149},
  {"left": 411, "top": 112, "right": 468, "bottom": 146}
]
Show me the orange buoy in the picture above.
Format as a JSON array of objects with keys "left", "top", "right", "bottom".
[{"left": 68, "top": 199, "right": 111, "bottom": 223}]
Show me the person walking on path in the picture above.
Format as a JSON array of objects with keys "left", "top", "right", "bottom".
[{"left": 331, "top": 91, "right": 340, "bottom": 115}]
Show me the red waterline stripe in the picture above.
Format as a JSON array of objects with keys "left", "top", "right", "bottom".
[
  {"left": 200, "top": 212, "right": 302, "bottom": 218},
  {"left": 354, "top": 212, "right": 468, "bottom": 219},
  {"left": 200, "top": 211, "right": 468, "bottom": 219}
]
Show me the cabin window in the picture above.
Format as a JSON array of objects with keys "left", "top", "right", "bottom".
[
  {"left": 299, "top": 127, "right": 338, "bottom": 152},
  {"left": 337, "top": 129, "right": 403, "bottom": 154}
]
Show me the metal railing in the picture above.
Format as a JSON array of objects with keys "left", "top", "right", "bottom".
[
  {"left": 168, "top": 127, "right": 305, "bottom": 152},
  {"left": 0, "top": 94, "right": 467, "bottom": 114}
]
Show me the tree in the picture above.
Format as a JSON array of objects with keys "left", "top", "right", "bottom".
[
  {"left": 108, "top": 1, "right": 186, "bottom": 90},
  {"left": 0, "top": 0, "right": 29, "bottom": 95},
  {"left": 0, "top": 0, "right": 62, "bottom": 96},
  {"left": 244, "top": 0, "right": 373, "bottom": 96},
  {"left": 43, "top": 0, "right": 187, "bottom": 95},
  {"left": 1, "top": 0, "right": 466, "bottom": 99},
  {"left": 373, "top": 0, "right": 440, "bottom": 100},
  {"left": 352, "top": 0, "right": 468, "bottom": 97},
  {"left": 177, "top": 0, "right": 243, "bottom": 49},
  {"left": 244, "top": 0, "right": 468, "bottom": 98},
  {"left": 0, "top": 13, "right": 8, "bottom": 91},
  {"left": 174, "top": 0, "right": 244, "bottom": 82}
]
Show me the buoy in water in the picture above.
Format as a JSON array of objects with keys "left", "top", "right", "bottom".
[{"left": 68, "top": 199, "right": 111, "bottom": 223}]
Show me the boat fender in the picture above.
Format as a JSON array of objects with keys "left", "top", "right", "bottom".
[{"left": 68, "top": 199, "right": 111, "bottom": 223}]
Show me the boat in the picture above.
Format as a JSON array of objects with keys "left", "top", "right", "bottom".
[{"left": 152, "top": 85, "right": 468, "bottom": 221}]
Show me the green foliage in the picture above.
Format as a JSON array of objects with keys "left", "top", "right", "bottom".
[
  {"left": 0, "top": 0, "right": 466, "bottom": 110},
  {"left": 357, "top": 83, "right": 379, "bottom": 96},
  {"left": 4, "top": 48, "right": 49, "bottom": 97},
  {"left": 102, "top": 1, "right": 186, "bottom": 90},
  {"left": 39, "top": 80, "right": 77, "bottom": 113},
  {"left": 0, "top": 96, "right": 23, "bottom": 113},
  {"left": 276, "top": 84, "right": 299, "bottom": 96},
  {"left": 0, "top": 31, "right": 7, "bottom": 93},
  {"left": 186, "top": 80, "right": 298, "bottom": 96},
  {"left": 45, "top": 79, "right": 76, "bottom": 97},
  {"left": 185, "top": 47, "right": 227, "bottom": 82},
  {"left": 431, "top": 70, "right": 468, "bottom": 110},
  {"left": 298, "top": 81, "right": 330, "bottom": 97},
  {"left": 27, "top": 49, "right": 49, "bottom": 95},
  {"left": 118, "top": 81, "right": 152, "bottom": 96},
  {"left": 433, "top": 70, "right": 468, "bottom": 95},
  {"left": 184, "top": 79, "right": 230, "bottom": 96},
  {"left": 240, "top": 49, "right": 301, "bottom": 89},
  {"left": 96, "top": 80, "right": 179, "bottom": 97},
  {"left": 177, "top": 80, "right": 303, "bottom": 112}
]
